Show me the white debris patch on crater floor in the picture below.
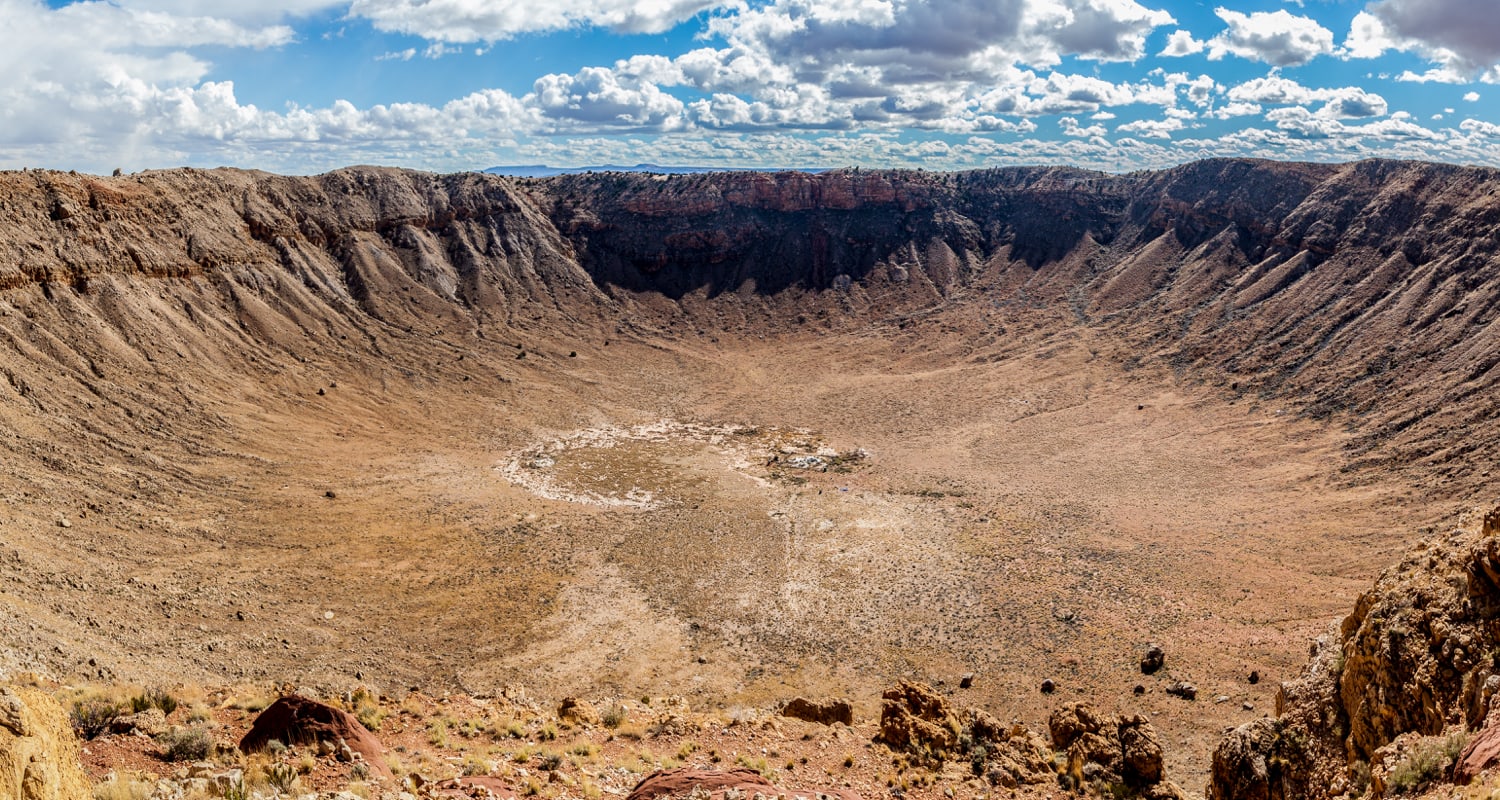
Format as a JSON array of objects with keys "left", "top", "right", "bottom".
[{"left": 496, "top": 420, "right": 869, "bottom": 509}]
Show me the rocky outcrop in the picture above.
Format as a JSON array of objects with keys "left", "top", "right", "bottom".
[
  {"left": 1209, "top": 506, "right": 1500, "bottom": 800},
  {"left": 1207, "top": 717, "right": 1327, "bottom": 800},
  {"left": 779, "top": 697, "right": 853, "bottom": 726},
  {"left": 0, "top": 684, "right": 90, "bottom": 800},
  {"left": 557, "top": 697, "right": 601, "bottom": 728},
  {"left": 1453, "top": 722, "right": 1500, "bottom": 784},
  {"left": 240, "top": 695, "right": 388, "bottom": 778},
  {"left": 1050, "top": 703, "right": 1184, "bottom": 799},
  {"left": 875, "top": 681, "right": 962, "bottom": 754},
  {"left": 876, "top": 682, "right": 1179, "bottom": 795}
]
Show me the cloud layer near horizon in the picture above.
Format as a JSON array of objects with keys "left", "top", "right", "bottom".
[{"left": 3, "top": 0, "right": 1500, "bottom": 173}]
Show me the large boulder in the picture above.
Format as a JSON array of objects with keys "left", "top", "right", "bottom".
[
  {"left": 1454, "top": 720, "right": 1500, "bottom": 784},
  {"left": 1208, "top": 718, "right": 1286, "bottom": 800},
  {"left": 780, "top": 697, "right": 853, "bottom": 726},
  {"left": 239, "top": 695, "right": 389, "bottom": 778},
  {"left": 557, "top": 697, "right": 600, "bottom": 728},
  {"left": 979, "top": 724, "right": 1054, "bottom": 789},
  {"left": 627, "top": 768, "right": 860, "bottom": 800},
  {"left": 1049, "top": 703, "right": 1183, "bottom": 799},
  {"left": 0, "top": 685, "right": 91, "bottom": 800},
  {"left": 875, "top": 681, "right": 960, "bottom": 754}
]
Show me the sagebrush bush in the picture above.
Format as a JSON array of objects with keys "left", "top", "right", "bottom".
[
  {"left": 130, "top": 688, "right": 178, "bottom": 716},
  {"left": 158, "top": 726, "right": 213, "bottom": 762},
  {"left": 355, "top": 702, "right": 385, "bottom": 732},
  {"left": 71, "top": 697, "right": 121, "bottom": 740},
  {"left": 1388, "top": 732, "right": 1469, "bottom": 795}
]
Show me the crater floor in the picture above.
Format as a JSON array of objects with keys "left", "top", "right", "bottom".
[{"left": 0, "top": 314, "right": 1433, "bottom": 790}]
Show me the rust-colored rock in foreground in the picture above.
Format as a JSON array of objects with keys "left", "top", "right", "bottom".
[
  {"left": 239, "top": 695, "right": 389, "bottom": 778},
  {"left": 628, "top": 768, "right": 861, "bottom": 800}
]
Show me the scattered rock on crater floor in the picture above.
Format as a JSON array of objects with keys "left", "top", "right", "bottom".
[{"left": 1141, "top": 643, "right": 1165, "bottom": 675}]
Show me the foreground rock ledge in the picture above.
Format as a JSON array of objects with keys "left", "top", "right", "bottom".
[
  {"left": 0, "top": 684, "right": 90, "bottom": 800},
  {"left": 1209, "top": 506, "right": 1500, "bottom": 800}
]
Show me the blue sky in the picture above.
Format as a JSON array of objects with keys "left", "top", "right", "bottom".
[{"left": 3, "top": 0, "right": 1500, "bottom": 174}]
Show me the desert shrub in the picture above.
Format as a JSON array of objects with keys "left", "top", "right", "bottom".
[
  {"left": 969, "top": 744, "right": 988, "bottom": 776},
  {"left": 355, "top": 701, "right": 385, "bottom": 732},
  {"left": 601, "top": 705, "right": 627, "bottom": 729},
  {"left": 228, "top": 692, "right": 272, "bottom": 713},
  {"left": 1388, "top": 732, "right": 1469, "bottom": 795},
  {"left": 462, "top": 756, "right": 493, "bottom": 776},
  {"left": 158, "top": 727, "right": 213, "bottom": 762},
  {"left": 221, "top": 777, "right": 249, "bottom": 800},
  {"left": 1349, "top": 760, "right": 1371, "bottom": 796},
  {"left": 130, "top": 688, "right": 179, "bottom": 716},
  {"left": 736, "top": 754, "right": 774, "bottom": 780},
  {"left": 72, "top": 697, "right": 121, "bottom": 740},
  {"left": 265, "top": 762, "right": 299, "bottom": 794},
  {"left": 428, "top": 719, "right": 450, "bottom": 748},
  {"left": 538, "top": 751, "right": 564, "bottom": 772}
]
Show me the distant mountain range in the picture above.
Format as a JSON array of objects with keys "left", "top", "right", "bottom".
[{"left": 483, "top": 164, "right": 826, "bottom": 177}]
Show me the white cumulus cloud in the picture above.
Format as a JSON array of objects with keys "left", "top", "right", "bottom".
[
  {"left": 346, "top": 0, "right": 730, "bottom": 41},
  {"left": 1354, "top": 0, "right": 1500, "bottom": 78},
  {"left": 1160, "top": 30, "right": 1206, "bottom": 57},
  {"left": 1207, "top": 8, "right": 1337, "bottom": 67},
  {"left": 1228, "top": 75, "right": 1387, "bottom": 119},
  {"left": 1058, "top": 116, "right": 1106, "bottom": 137},
  {"left": 530, "top": 67, "right": 688, "bottom": 130}
]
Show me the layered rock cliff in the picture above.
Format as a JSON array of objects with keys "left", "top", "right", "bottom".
[
  {"left": 532, "top": 159, "right": 1500, "bottom": 489},
  {"left": 3, "top": 159, "right": 1500, "bottom": 496}
]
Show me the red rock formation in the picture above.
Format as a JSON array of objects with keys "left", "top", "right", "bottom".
[
  {"left": 239, "top": 695, "right": 389, "bottom": 778},
  {"left": 627, "top": 768, "right": 861, "bottom": 800}
]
